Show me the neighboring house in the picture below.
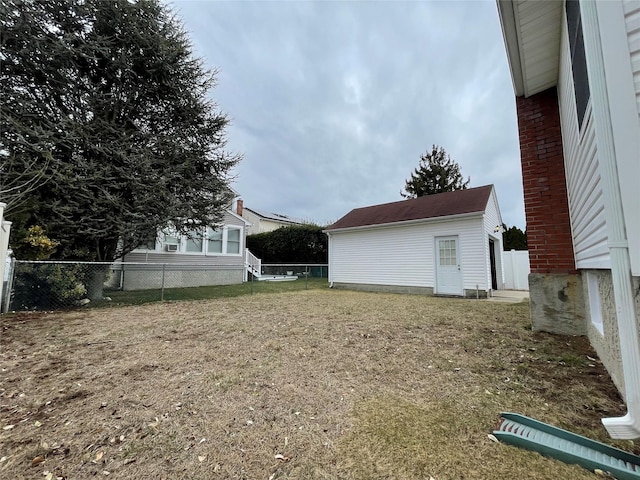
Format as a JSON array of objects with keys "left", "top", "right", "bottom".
[
  {"left": 324, "top": 185, "right": 504, "bottom": 298},
  {"left": 118, "top": 200, "right": 252, "bottom": 290},
  {"left": 497, "top": 0, "right": 640, "bottom": 438},
  {"left": 238, "top": 200, "right": 305, "bottom": 235}
]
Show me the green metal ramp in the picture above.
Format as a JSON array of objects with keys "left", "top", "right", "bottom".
[{"left": 493, "top": 412, "right": 640, "bottom": 480}]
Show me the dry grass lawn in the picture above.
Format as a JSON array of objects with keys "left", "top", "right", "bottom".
[{"left": 1, "top": 289, "right": 637, "bottom": 479}]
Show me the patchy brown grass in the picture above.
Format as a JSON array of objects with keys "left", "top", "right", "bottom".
[{"left": 0, "top": 290, "right": 636, "bottom": 479}]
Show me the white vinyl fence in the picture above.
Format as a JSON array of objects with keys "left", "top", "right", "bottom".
[{"left": 502, "top": 250, "right": 530, "bottom": 291}]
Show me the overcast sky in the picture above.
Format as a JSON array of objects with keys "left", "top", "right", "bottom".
[{"left": 169, "top": 0, "right": 525, "bottom": 229}]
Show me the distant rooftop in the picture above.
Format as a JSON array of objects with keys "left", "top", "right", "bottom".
[
  {"left": 326, "top": 185, "right": 493, "bottom": 231},
  {"left": 244, "top": 207, "right": 305, "bottom": 225}
]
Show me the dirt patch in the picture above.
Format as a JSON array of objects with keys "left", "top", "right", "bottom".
[{"left": 0, "top": 291, "right": 635, "bottom": 479}]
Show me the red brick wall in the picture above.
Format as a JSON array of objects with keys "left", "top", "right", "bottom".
[{"left": 516, "top": 87, "right": 576, "bottom": 274}]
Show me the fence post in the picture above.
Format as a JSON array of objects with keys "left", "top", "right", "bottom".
[
  {"left": 305, "top": 265, "right": 309, "bottom": 289},
  {"left": 161, "top": 263, "right": 166, "bottom": 301},
  {"left": 0, "top": 203, "right": 11, "bottom": 311},
  {"left": 3, "top": 257, "right": 15, "bottom": 313}
]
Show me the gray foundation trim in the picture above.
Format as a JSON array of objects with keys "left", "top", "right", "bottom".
[
  {"left": 122, "top": 267, "right": 243, "bottom": 291},
  {"left": 331, "top": 282, "right": 434, "bottom": 295},
  {"left": 464, "top": 289, "right": 489, "bottom": 299},
  {"left": 330, "top": 283, "right": 490, "bottom": 298},
  {"left": 583, "top": 270, "right": 640, "bottom": 399},
  {"left": 529, "top": 273, "right": 586, "bottom": 335}
]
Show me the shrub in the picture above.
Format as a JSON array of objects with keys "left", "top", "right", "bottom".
[
  {"left": 247, "top": 225, "right": 327, "bottom": 263},
  {"left": 11, "top": 262, "right": 88, "bottom": 310}
]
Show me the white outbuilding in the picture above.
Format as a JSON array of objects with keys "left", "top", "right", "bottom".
[{"left": 325, "top": 185, "right": 504, "bottom": 297}]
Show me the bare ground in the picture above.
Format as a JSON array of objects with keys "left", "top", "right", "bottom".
[{"left": 0, "top": 289, "right": 637, "bottom": 479}]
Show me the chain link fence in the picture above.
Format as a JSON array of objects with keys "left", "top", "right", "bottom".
[
  {"left": 3, "top": 260, "right": 328, "bottom": 312},
  {"left": 261, "top": 263, "right": 328, "bottom": 278}
]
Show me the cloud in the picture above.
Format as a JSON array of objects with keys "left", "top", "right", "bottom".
[{"left": 170, "top": 0, "right": 525, "bottom": 229}]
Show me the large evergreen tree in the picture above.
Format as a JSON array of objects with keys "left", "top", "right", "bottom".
[
  {"left": 502, "top": 224, "right": 528, "bottom": 250},
  {"left": 1, "top": 0, "right": 240, "bottom": 269},
  {"left": 402, "top": 145, "right": 470, "bottom": 198}
]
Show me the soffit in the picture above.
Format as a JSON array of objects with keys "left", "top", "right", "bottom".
[{"left": 498, "top": 0, "right": 563, "bottom": 97}]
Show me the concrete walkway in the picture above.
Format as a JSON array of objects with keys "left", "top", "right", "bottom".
[{"left": 487, "top": 290, "right": 530, "bottom": 303}]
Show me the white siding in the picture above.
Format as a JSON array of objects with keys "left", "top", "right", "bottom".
[
  {"left": 224, "top": 212, "right": 247, "bottom": 229},
  {"left": 558, "top": 11, "right": 610, "bottom": 269},
  {"left": 482, "top": 188, "right": 504, "bottom": 290},
  {"left": 483, "top": 189, "right": 502, "bottom": 238},
  {"left": 124, "top": 251, "right": 244, "bottom": 266},
  {"left": 330, "top": 225, "right": 430, "bottom": 288},
  {"left": 458, "top": 218, "right": 490, "bottom": 291},
  {"left": 329, "top": 216, "right": 490, "bottom": 292},
  {"left": 242, "top": 210, "right": 262, "bottom": 235},
  {"left": 623, "top": 0, "right": 640, "bottom": 114},
  {"left": 621, "top": 0, "right": 640, "bottom": 275}
]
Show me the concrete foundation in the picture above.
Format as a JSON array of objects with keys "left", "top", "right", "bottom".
[
  {"left": 330, "top": 283, "right": 490, "bottom": 298},
  {"left": 583, "top": 270, "right": 640, "bottom": 399},
  {"left": 120, "top": 267, "right": 243, "bottom": 291},
  {"left": 529, "top": 273, "right": 586, "bottom": 335},
  {"left": 464, "top": 289, "right": 489, "bottom": 299},
  {"left": 331, "top": 282, "right": 434, "bottom": 295}
]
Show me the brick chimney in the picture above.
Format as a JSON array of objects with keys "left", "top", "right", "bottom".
[
  {"left": 515, "top": 87, "right": 584, "bottom": 336},
  {"left": 236, "top": 198, "right": 243, "bottom": 216},
  {"left": 516, "top": 87, "right": 576, "bottom": 275}
]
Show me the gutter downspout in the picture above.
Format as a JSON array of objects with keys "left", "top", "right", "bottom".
[{"left": 581, "top": 0, "right": 640, "bottom": 439}]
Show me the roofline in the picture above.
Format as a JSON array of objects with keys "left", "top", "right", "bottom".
[
  {"left": 244, "top": 207, "right": 305, "bottom": 225},
  {"left": 324, "top": 210, "right": 483, "bottom": 234},
  {"left": 497, "top": 0, "right": 525, "bottom": 96},
  {"left": 227, "top": 209, "right": 252, "bottom": 226}
]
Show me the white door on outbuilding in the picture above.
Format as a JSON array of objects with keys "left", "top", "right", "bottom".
[{"left": 436, "top": 236, "right": 462, "bottom": 295}]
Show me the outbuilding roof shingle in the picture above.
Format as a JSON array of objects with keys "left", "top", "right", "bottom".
[{"left": 326, "top": 185, "right": 493, "bottom": 231}]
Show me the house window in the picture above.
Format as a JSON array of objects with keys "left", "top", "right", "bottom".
[
  {"left": 163, "top": 232, "right": 179, "bottom": 245},
  {"left": 566, "top": 0, "right": 590, "bottom": 130},
  {"left": 206, "top": 226, "right": 242, "bottom": 255},
  {"left": 227, "top": 228, "right": 241, "bottom": 254},
  {"left": 154, "top": 225, "right": 242, "bottom": 255},
  {"left": 185, "top": 229, "right": 203, "bottom": 253},
  {"left": 207, "top": 228, "right": 223, "bottom": 254}
]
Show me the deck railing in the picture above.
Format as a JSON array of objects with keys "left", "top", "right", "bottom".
[{"left": 245, "top": 248, "right": 262, "bottom": 280}]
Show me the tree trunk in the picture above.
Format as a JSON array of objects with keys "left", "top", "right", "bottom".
[{"left": 85, "top": 264, "right": 108, "bottom": 301}]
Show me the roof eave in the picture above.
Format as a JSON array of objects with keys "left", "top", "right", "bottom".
[
  {"left": 268, "top": 219, "right": 304, "bottom": 226},
  {"left": 497, "top": 0, "right": 563, "bottom": 98},
  {"left": 324, "top": 211, "right": 484, "bottom": 234},
  {"left": 497, "top": 0, "right": 525, "bottom": 97}
]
